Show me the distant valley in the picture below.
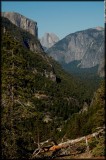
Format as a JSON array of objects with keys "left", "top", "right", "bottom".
[
  {"left": 2, "top": 12, "right": 104, "bottom": 77},
  {"left": 46, "top": 27, "right": 104, "bottom": 77},
  {"left": 1, "top": 12, "right": 105, "bottom": 159}
]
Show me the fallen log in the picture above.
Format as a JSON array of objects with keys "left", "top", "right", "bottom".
[{"left": 32, "top": 127, "right": 105, "bottom": 158}]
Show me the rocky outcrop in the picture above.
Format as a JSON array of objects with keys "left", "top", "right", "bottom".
[
  {"left": 2, "top": 16, "right": 43, "bottom": 53},
  {"left": 47, "top": 28, "right": 104, "bottom": 77},
  {"left": 79, "top": 102, "right": 88, "bottom": 114},
  {"left": 29, "top": 41, "right": 43, "bottom": 53},
  {"left": 40, "top": 33, "right": 59, "bottom": 49},
  {"left": 98, "top": 59, "right": 105, "bottom": 77},
  {"left": 2, "top": 12, "right": 38, "bottom": 37},
  {"left": 44, "top": 70, "right": 56, "bottom": 82}
]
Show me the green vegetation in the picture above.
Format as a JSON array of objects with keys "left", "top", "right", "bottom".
[
  {"left": 92, "top": 135, "right": 105, "bottom": 157},
  {"left": 0, "top": 29, "right": 82, "bottom": 159},
  {"left": 1, "top": 16, "right": 42, "bottom": 52},
  {"left": 1, "top": 16, "right": 105, "bottom": 159},
  {"left": 62, "top": 81, "right": 105, "bottom": 139}
]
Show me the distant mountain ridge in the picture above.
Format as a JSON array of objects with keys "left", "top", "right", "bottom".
[
  {"left": 47, "top": 27, "right": 104, "bottom": 77},
  {"left": 40, "top": 33, "right": 59, "bottom": 50}
]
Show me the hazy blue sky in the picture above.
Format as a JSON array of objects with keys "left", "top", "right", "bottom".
[{"left": 2, "top": 1, "right": 104, "bottom": 39}]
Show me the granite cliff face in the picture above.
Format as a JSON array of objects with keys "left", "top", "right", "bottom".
[
  {"left": 47, "top": 28, "right": 104, "bottom": 77},
  {"left": 2, "top": 15, "right": 43, "bottom": 53},
  {"left": 2, "top": 16, "right": 57, "bottom": 83},
  {"left": 98, "top": 58, "right": 105, "bottom": 77},
  {"left": 40, "top": 33, "right": 59, "bottom": 49},
  {"left": 2, "top": 12, "right": 38, "bottom": 37}
]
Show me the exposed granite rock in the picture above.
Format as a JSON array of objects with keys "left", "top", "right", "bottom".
[
  {"left": 43, "top": 115, "right": 52, "bottom": 123},
  {"left": 47, "top": 28, "right": 104, "bottom": 77},
  {"left": 2, "top": 16, "right": 58, "bottom": 83},
  {"left": 78, "top": 31, "right": 104, "bottom": 68},
  {"left": 2, "top": 12, "right": 38, "bottom": 37},
  {"left": 40, "top": 33, "right": 59, "bottom": 49},
  {"left": 2, "top": 16, "right": 43, "bottom": 53},
  {"left": 44, "top": 70, "right": 56, "bottom": 82},
  {"left": 29, "top": 41, "right": 43, "bottom": 53},
  {"left": 79, "top": 102, "right": 88, "bottom": 114},
  {"left": 98, "top": 58, "right": 105, "bottom": 77}
]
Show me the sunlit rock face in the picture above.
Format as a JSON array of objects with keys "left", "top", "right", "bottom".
[
  {"left": 2, "top": 12, "right": 38, "bottom": 37},
  {"left": 40, "top": 33, "right": 59, "bottom": 49},
  {"left": 47, "top": 28, "right": 104, "bottom": 77}
]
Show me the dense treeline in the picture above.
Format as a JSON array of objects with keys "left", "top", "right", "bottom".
[
  {"left": 0, "top": 30, "right": 82, "bottom": 159},
  {"left": 61, "top": 81, "right": 105, "bottom": 139},
  {"left": 1, "top": 17, "right": 104, "bottom": 159},
  {"left": 1, "top": 31, "right": 54, "bottom": 158}
]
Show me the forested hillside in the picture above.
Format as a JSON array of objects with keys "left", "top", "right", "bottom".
[
  {"left": 1, "top": 16, "right": 105, "bottom": 159},
  {"left": 2, "top": 17, "right": 43, "bottom": 53},
  {"left": 62, "top": 81, "right": 105, "bottom": 139}
]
